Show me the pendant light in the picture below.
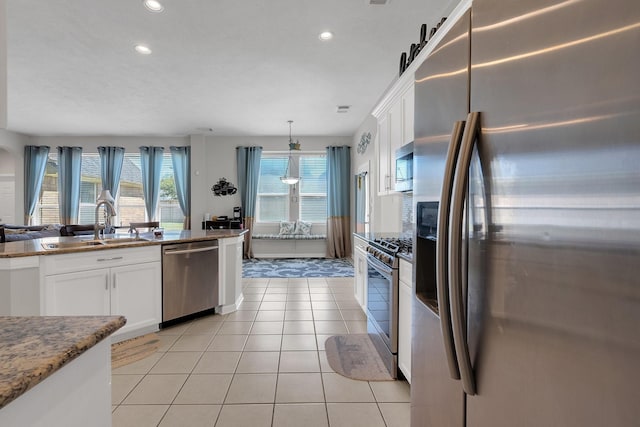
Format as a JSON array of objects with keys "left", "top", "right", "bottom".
[{"left": 280, "top": 120, "right": 300, "bottom": 185}]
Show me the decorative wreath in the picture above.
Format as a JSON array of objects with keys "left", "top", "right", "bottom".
[
  {"left": 357, "top": 132, "right": 371, "bottom": 154},
  {"left": 211, "top": 178, "right": 237, "bottom": 196}
]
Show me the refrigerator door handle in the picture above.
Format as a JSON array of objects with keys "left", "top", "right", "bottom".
[
  {"left": 437, "top": 120, "right": 466, "bottom": 380},
  {"left": 448, "top": 111, "right": 481, "bottom": 396}
]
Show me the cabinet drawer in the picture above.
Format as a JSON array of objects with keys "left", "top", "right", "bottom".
[
  {"left": 42, "top": 246, "right": 161, "bottom": 276},
  {"left": 399, "top": 258, "right": 412, "bottom": 286},
  {"left": 354, "top": 235, "right": 368, "bottom": 250}
]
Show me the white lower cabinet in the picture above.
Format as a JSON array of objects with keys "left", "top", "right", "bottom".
[
  {"left": 398, "top": 258, "right": 412, "bottom": 383},
  {"left": 44, "top": 269, "right": 111, "bottom": 317},
  {"left": 110, "top": 262, "right": 161, "bottom": 337},
  {"left": 354, "top": 240, "right": 368, "bottom": 311},
  {"left": 218, "top": 236, "right": 244, "bottom": 314},
  {"left": 43, "top": 246, "right": 161, "bottom": 340}
]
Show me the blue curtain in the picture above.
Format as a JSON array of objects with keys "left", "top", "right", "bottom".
[
  {"left": 97, "top": 146, "right": 125, "bottom": 196},
  {"left": 236, "top": 146, "right": 262, "bottom": 258},
  {"left": 23, "top": 145, "right": 50, "bottom": 224},
  {"left": 326, "top": 146, "right": 351, "bottom": 258},
  {"left": 170, "top": 146, "right": 191, "bottom": 229},
  {"left": 139, "top": 146, "right": 164, "bottom": 221},
  {"left": 57, "top": 146, "right": 83, "bottom": 224}
]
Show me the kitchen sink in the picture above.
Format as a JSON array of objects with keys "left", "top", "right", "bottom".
[
  {"left": 40, "top": 236, "right": 149, "bottom": 250},
  {"left": 41, "top": 240, "right": 106, "bottom": 250},
  {"left": 101, "top": 237, "right": 148, "bottom": 244}
]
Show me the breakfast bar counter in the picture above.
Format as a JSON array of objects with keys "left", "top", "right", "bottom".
[
  {"left": 0, "top": 229, "right": 247, "bottom": 258},
  {"left": 0, "top": 315, "right": 125, "bottom": 426}
]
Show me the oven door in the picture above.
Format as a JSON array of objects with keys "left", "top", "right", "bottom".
[{"left": 366, "top": 254, "right": 399, "bottom": 354}]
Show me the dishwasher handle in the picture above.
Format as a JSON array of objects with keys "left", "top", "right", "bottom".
[{"left": 163, "top": 246, "right": 218, "bottom": 256}]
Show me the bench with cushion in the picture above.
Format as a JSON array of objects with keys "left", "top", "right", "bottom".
[{"left": 251, "top": 220, "right": 326, "bottom": 258}]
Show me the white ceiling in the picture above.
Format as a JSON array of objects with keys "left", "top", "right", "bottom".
[{"left": 6, "top": 0, "right": 449, "bottom": 137}]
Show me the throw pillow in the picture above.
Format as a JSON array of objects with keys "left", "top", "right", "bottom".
[
  {"left": 279, "top": 221, "right": 295, "bottom": 235},
  {"left": 294, "top": 220, "right": 312, "bottom": 236}
]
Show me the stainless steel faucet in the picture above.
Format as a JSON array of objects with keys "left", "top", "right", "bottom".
[{"left": 94, "top": 190, "right": 116, "bottom": 240}]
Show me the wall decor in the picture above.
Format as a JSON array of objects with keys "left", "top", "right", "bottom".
[
  {"left": 399, "top": 17, "right": 447, "bottom": 76},
  {"left": 212, "top": 177, "right": 237, "bottom": 196},
  {"left": 357, "top": 132, "right": 372, "bottom": 154}
]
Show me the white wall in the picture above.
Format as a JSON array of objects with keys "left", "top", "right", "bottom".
[
  {"left": 0, "top": 0, "right": 6, "bottom": 129},
  {"left": 0, "top": 129, "right": 29, "bottom": 223},
  {"left": 191, "top": 135, "right": 352, "bottom": 228}
]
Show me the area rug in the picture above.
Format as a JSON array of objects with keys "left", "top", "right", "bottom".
[
  {"left": 243, "top": 258, "right": 354, "bottom": 278},
  {"left": 111, "top": 333, "right": 159, "bottom": 369},
  {"left": 325, "top": 334, "right": 394, "bottom": 381}
]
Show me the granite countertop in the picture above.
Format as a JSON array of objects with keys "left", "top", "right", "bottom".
[
  {"left": 0, "top": 229, "right": 247, "bottom": 258},
  {"left": 0, "top": 315, "right": 126, "bottom": 410}
]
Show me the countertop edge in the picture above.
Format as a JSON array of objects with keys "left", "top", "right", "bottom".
[
  {"left": 0, "top": 229, "right": 248, "bottom": 259},
  {"left": 0, "top": 315, "right": 126, "bottom": 410}
]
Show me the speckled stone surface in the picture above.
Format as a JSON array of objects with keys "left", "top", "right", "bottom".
[
  {"left": 0, "top": 229, "right": 247, "bottom": 258},
  {"left": 0, "top": 315, "right": 126, "bottom": 409}
]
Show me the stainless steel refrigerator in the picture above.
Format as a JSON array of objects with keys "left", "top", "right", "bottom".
[{"left": 411, "top": 0, "right": 640, "bottom": 426}]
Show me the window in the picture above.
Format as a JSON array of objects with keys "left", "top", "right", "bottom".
[
  {"left": 299, "top": 156, "right": 327, "bottom": 222},
  {"left": 34, "top": 151, "right": 183, "bottom": 230},
  {"left": 256, "top": 153, "right": 327, "bottom": 223}
]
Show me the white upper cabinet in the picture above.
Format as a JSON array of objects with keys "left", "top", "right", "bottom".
[
  {"left": 373, "top": 79, "right": 415, "bottom": 195},
  {"left": 402, "top": 86, "right": 415, "bottom": 145}
]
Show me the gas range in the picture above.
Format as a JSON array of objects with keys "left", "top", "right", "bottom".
[{"left": 365, "top": 235, "right": 413, "bottom": 268}]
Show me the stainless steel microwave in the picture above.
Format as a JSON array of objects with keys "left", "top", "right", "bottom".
[{"left": 394, "top": 142, "right": 413, "bottom": 192}]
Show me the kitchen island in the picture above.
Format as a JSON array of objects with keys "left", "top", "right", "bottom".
[
  {"left": 0, "top": 229, "right": 247, "bottom": 341},
  {"left": 0, "top": 315, "right": 125, "bottom": 427}
]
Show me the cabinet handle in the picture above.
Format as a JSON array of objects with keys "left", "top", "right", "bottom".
[
  {"left": 97, "top": 256, "right": 124, "bottom": 262},
  {"left": 164, "top": 246, "right": 218, "bottom": 255}
]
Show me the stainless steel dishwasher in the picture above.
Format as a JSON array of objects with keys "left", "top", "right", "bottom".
[{"left": 162, "top": 240, "right": 219, "bottom": 325}]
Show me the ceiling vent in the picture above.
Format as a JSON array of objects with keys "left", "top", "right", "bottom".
[
  {"left": 368, "top": 0, "right": 389, "bottom": 5},
  {"left": 336, "top": 105, "right": 351, "bottom": 113}
]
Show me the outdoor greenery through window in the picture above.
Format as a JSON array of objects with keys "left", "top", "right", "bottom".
[
  {"left": 34, "top": 151, "right": 183, "bottom": 230},
  {"left": 256, "top": 153, "right": 327, "bottom": 223}
]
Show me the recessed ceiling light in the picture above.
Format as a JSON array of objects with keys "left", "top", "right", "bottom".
[
  {"left": 134, "top": 44, "right": 152, "bottom": 55},
  {"left": 143, "top": 0, "right": 164, "bottom": 12},
  {"left": 319, "top": 31, "right": 334, "bottom": 41}
]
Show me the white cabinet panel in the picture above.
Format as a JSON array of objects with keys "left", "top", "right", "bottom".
[
  {"left": 43, "top": 247, "right": 162, "bottom": 339},
  {"left": 374, "top": 81, "right": 415, "bottom": 195},
  {"left": 402, "top": 85, "right": 415, "bottom": 145},
  {"left": 398, "top": 259, "right": 412, "bottom": 383},
  {"left": 218, "top": 236, "right": 244, "bottom": 314},
  {"left": 44, "top": 269, "right": 110, "bottom": 316},
  {"left": 354, "top": 245, "right": 368, "bottom": 311},
  {"left": 111, "top": 262, "right": 161, "bottom": 336},
  {"left": 376, "top": 115, "right": 390, "bottom": 195},
  {"left": 389, "top": 98, "right": 403, "bottom": 166}
]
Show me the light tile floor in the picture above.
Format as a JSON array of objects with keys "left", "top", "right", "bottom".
[{"left": 112, "top": 277, "right": 410, "bottom": 427}]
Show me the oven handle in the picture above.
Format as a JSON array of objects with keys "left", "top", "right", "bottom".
[
  {"left": 366, "top": 253, "right": 394, "bottom": 278},
  {"left": 449, "top": 111, "right": 480, "bottom": 396},
  {"left": 437, "top": 120, "right": 465, "bottom": 381}
]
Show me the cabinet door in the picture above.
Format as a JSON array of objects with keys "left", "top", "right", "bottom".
[
  {"left": 388, "top": 99, "right": 403, "bottom": 175},
  {"left": 377, "top": 115, "right": 390, "bottom": 195},
  {"left": 402, "top": 84, "right": 415, "bottom": 145},
  {"left": 110, "top": 262, "right": 161, "bottom": 336},
  {"left": 354, "top": 247, "right": 368, "bottom": 310},
  {"left": 398, "top": 279, "right": 412, "bottom": 383},
  {"left": 44, "top": 269, "right": 110, "bottom": 316}
]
